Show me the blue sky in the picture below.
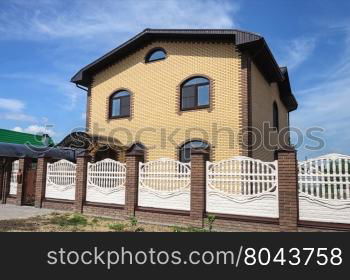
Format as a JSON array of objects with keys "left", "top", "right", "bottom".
[{"left": 0, "top": 0, "right": 349, "bottom": 159}]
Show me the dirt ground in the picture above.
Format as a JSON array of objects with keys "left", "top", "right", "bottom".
[{"left": 0, "top": 212, "right": 210, "bottom": 232}]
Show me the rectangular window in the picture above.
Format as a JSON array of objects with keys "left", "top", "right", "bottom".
[
  {"left": 120, "top": 97, "right": 130, "bottom": 116},
  {"left": 112, "top": 99, "right": 120, "bottom": 116},
  {"left": 182, "top": 87, "right": 196, "bottom": 109},
  {"left": 197, "top": 85, "right": 209, "bottom": 106}
]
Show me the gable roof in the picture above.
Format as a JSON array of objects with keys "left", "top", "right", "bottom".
[
  {"left": 0, "top": 128, "right": 54, "bottom": 147},
  {"left": 71, "top": 28, "right": 297, "bottom": 111}
]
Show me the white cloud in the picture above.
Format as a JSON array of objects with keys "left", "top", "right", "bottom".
[
  {"left": 12, "top": 124, "right": 56, "bottom": 136},
  {"left": 280, "top": 37, "right": 316, "bottom": 70},
  {"left": 0, "top": 97, "right": 37, "bottom": 122},
  {"left": 0, "top": 0, "right": 239, "bottom": 42},
  {"left": 0, "top": 112, "right": 37, "bottom": 122},
  {"left": 291, "top": 27, "right": 350, "bottom": 158},
  {"left": 0, "top": 97, "right": 25, "bottom": 111},
  {"left": 0, "top": 73, "right": 81, "bottom": 110}
]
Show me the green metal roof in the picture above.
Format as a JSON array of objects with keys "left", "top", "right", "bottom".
[{"left": 0, "top": 128, "right": 54, "bottom": 147}]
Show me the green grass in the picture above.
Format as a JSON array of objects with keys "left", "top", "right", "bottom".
[
  {"left": 108, "top": 223, "right": 126, "bottom": 232},
  {"left": 50, "top": 213, "right": 88, "bottom": 227}
]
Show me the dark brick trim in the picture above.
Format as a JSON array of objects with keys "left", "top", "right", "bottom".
[
  {"left": 239, "top": 51, "right": 252, "bottom": 157},
  {"left": 84, "top": 201, "right": 124, "bottom": 210},
  {"left": 298, "top": 221, "right": 350, "bottom": 232},
  {"left": 206, "top": 212, "right": 279, "bottom": 225},
  {"left": 136, "top": 206, "right": 190, "bottom": 216},
  {"left": 86, "top": 86, "right": 91, "bottom": 131},
  {"left": 43, "top": 198, "right": 74, "bottom": 204}
]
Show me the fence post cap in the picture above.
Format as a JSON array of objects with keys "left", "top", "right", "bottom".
[
  {"left": 126, "top": 150, "right": 144, "bottom": 157},
  {"left": 276, "top": 146, "right": 296, "bottom": 153}
]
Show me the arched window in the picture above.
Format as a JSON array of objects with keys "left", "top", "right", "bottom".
[
  {"left": 273, "top": 101, "right": 279, "bottom": 130},
  {"left": 179, "top": 140, "right": 209, "bottom": 163},
  {"left": 145, "top": 48, "right": 166, "bottom": 63},
  {"left": 181, "top": 76, "right": 210, "bottom": 111},
  {"left": 109, "top": 90, "right": 131, "bottom": 118}
]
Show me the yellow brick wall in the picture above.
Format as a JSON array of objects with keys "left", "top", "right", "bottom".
[
  {"left": 250, "top": 62, "right": 289, "bottom": 161},
  {"left": 90, "top": 41, "right": 243, "bottom": 161}
]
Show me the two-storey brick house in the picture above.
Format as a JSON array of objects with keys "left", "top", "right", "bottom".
[{"left": 70, "top": 29, "right": 297, "bottom": 162}]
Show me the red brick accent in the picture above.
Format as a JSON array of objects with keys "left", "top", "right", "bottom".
[
  {"left": 16, "top": 158, "right": 31, "bottom": 206},
  {"left": 34, "top": 157, "right": 49, "bottom": 208},
  {"left": 75, "top": 154, "right": 90, "bottom": 213},
  {"left": 83, "top": 203, "right": 126, "bottom": 219},
  {"left": 42, "top": 199, "right": 74, "bottom": 211},
  {"left": 125, "top": 150, "right": 144, "bottom": 217},
  {"left": 277, "top": 147, "right": 299, "bottom": 232},
  {"left": 239, "top": 51, "right": 252, "bottom": 157},
  {"left": 190, "top": 149, "right": 209, "bottom": 226}
]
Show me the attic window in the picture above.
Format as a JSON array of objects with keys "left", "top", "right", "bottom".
[{"left": 145, "top": 48, "right": 166, "bottom": 63}]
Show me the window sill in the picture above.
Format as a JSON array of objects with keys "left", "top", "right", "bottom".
[
  {"left": 109, "top": 115, "right": 131, "bottom": 120},
  {"left": 180, "top": 106, "right": 210, "bottom": 112}
]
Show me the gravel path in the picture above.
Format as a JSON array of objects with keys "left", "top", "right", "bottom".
[{"left": 0, "top": 204, "right": 56, "bottom": 220}]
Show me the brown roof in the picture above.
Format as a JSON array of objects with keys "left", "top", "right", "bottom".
[{"left": 71, "top": 28, "right": 297, "bottom": 111}]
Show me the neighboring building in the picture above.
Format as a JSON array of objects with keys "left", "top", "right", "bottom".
[
  {"left": 71, "top": 29, "right": 297, "bottom": 162},
  {"left": 0, "top": 128, "right": 54, "bottom": 147}
]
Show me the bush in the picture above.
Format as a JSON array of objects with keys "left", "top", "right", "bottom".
[
  {"left": 129, "top": 216, "right": 138, "bottom": 227},
  {"left": 206, "top": 215, "right": 216, "bottom": 232}
]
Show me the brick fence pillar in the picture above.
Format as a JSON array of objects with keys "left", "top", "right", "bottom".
[
  {"left": 190, "top": 149, "right": 209, "bottom": 227},
  {"left": 277, "top": 147, "right": 299, "bottom": 232},
  {"left": 75, "top": 153, "right": 90, "bottom": 213},
  {"left": 35, "top": 157, "right": 49, "bottom": 208},
  {"left": 16, "top": 158, "right": 31, "bottom": 206},
  {"left": 125, "top": 150, "right": 144, "bottom": 217}
]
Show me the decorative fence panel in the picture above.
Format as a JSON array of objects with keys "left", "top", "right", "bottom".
[
  {"left": 45, "top": 159, "right": 76, "bottom": 200},
  {"left": 9, "top": 160, "right": 19, "bottom": 195},
  {"left": 206, "top": 157, "right": 279, "bottom": 218},
  {"left": 86, "top": 159, "right": 126, "bottom": 205},
  {"left": 138, "top": 158, "right": 191, "bottom": 211},
  {"left": 298, "top": 154, "right": 350, "bottom": 224}
]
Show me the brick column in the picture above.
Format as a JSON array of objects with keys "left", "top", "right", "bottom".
[
  {"left": 190, "top": 149, "right": 209, "bottom": 226},
  {"left": 75, "top": 153, "right": 90, "bottom": 213},
  {"left": 16, "top": 158, "right": 31, "bottom": 206},
  {"left": 125, "top": 150, "right": 144, "bottom": 217},
  {"left": 35, "top": 157, "right": 49, "bottom": 208},
  {"left": 277, "top": 147, "right": 299, "bottom": 232}
]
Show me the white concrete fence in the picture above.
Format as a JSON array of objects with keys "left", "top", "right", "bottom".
[
  {"left": 38, "top": 153, "right": 350, "bottom": 226},
  {"left": 138, "top": 158, "right": 191, "bottom": 211},
  {"left": 45, "top": 159, "right": 76, "bottom": 200},
  {"left": 86, "top": 158, "right": 126, "bottom": 205},
  {"left": 206, "top": 157, "right": 279, "bottom": 218},
  {"left": 298, "top": 153, "right": 350, "bottom": 224}
]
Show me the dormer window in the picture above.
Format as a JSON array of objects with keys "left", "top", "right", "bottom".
[
  {"left": 145, "top": 48, "right": 166, "bottom": 63},
  {"left": 109, "top": 90, "right": 131, "bottom": 119}
]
